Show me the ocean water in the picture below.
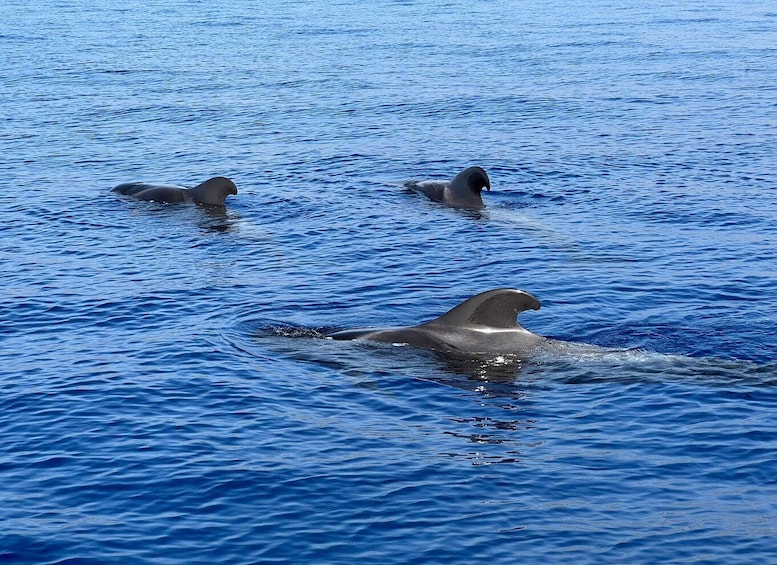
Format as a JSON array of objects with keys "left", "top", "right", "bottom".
[{"left": 1, "top": 0, "right": 776, "bottom": 562}]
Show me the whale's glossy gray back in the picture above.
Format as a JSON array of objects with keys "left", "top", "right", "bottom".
[
  {"left": 112, "top": 176, "right": 237, "bottom": 206},
  {"left": 329, "top": 289, "right": 545, "bottom": 356}
]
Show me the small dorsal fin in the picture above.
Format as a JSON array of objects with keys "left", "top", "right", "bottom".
[{"left": 426, "top": 289, "right": 541, "bottom": 329}]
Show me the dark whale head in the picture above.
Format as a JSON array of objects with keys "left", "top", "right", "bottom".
[{"left": 189, "top": 177, "right": 238, "bottom": 206}]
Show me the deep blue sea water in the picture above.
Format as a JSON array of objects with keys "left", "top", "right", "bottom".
[{"left": 1, "top": 0, "right": 776, "bottom": 562}]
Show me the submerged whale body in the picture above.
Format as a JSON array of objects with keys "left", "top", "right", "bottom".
[
  {"left": 112, "top": 176, "right": 238, "bottom": 206},
  {"left": 405, "top": 166, "right": 491, "bottom": 209},
  {"left": 328, "top": 288, "right": 547, "bottom": 357}
]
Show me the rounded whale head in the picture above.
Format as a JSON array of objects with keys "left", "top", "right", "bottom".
[{"left": 189, "top": 176, "right": 238, "bottom": 206}]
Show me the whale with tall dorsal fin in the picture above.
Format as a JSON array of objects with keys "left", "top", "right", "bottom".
[
  {"left": 112, "top": 176, "right": 238, "bottom": 206},
  {"left": 328, "top": 288, "right": 546, "bottom": 356},
  {"left": 405, "top": 166, "right": 491, "bottom": 209}
]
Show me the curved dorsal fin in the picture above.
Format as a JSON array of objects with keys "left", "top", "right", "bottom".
[
  {"left": 426, "top": 289, "right": 541, "bottom": 329},
  {"left": 444, "top": 166, "right": 490, "bottom": 209},
  {"left": 190, "top": 176, "right": 238, "bottom": 205},
  {"left": 449, "top": 166, "right": 490, "bottom": 195}
]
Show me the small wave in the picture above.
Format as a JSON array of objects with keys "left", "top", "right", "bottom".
[{"left": 261, "top": 324, "right": 328, "bottom": 339}]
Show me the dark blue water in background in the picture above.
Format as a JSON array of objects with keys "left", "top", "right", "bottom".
[{"left": 1, "top": 0, "right": 776, "bottom": 562}]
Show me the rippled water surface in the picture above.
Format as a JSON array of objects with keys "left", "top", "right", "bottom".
[{"left": 2, "top": 0, "right": 776, "bottom": 563}]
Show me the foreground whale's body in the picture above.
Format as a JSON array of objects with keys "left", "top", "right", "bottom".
[
  {"left": 328, "top": 288, "right": 546, "bottom": 356},
  {"left": 405, "top": 166, "right": 491, "bottom": 209},
  {"left": 112, "top": 176, "right": 238, "bottom": 206}
]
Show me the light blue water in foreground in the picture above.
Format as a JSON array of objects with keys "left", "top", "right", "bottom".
[{"left": 1, "top": 1, "right": 776, "bottom": 563}]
